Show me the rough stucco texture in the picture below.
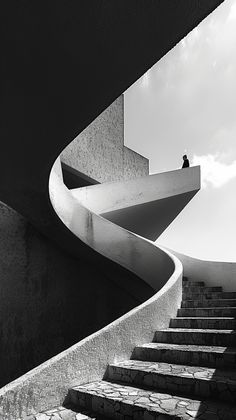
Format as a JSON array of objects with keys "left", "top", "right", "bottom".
[
  {"left": 0, "top": 201, "right": 143, "bottom": 388},
  {"left": 61, "top": 95, "right": 149, "bottom": 182}
]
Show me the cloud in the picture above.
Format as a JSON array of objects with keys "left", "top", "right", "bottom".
[
  {"left": 227, "top": 1, "right": 236, "bottom": 21},
  {"left": 192, "top": 154, "right": 236, "bottom": 188}
]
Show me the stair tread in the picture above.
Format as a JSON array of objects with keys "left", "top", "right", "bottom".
[
  {"left": 136, "top": 342, "right": 236, "bottom": 353},
  {"left": 184, "top": 298, "right": 236, "bottom": 300},
  {"left": 70, "top": 380, "right": 236, "bottom": 419},
  {"left": 157, "top": 328, "right": 236, "bottom": 333},
  {"left": 110, "top": 360, "right": 236, "bottom": 383},
  {"left": 25, "top": 405, "right": 99, "bottom": 419},
  {"left": 179, "top": 306, "right": 236, "bottom": 309},
  {"left": 175, "top": 317, "right": 236, "bottom": 320}
]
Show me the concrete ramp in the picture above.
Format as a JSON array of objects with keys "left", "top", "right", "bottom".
[{"left": 72, "top": 166, "right": 200, "bottom": 240}]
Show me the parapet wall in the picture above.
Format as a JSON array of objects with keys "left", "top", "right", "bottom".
[
  {"left": 168, "top": 249, "right": 236, "bottom": 292},
  {"left": 61, "top": 95, "right": 149, "bottom": 183}
]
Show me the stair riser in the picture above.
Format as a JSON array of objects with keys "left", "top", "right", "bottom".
[
  {"left": 154, "top": 331, "right": 236, "bottom": 347},
  {"left": 69, "top": 388, "right": 174, "bottom": 419},
  {"left": 107, "top": 365, "right": 236, "bottom": 403},
  {"left": 183, "top": 287, "right": 222, "bottom": 293},
  {"left": 183, "top": 292, "right": 236, "bottom": 300},
  {"left": 170, "top": 318, "right": 236, "bottom": 329},
  {"left": 178, "top": 308, "right": 236, "bottom": 317},
  {"left": 132, "top": 347, "right": 236, "bottom": 368},
  {"left": 181, "top": 299, "right": 236, "bottom": 308},
  {"left": 183, "top": 281, "right": 205, "bottom": 286}
]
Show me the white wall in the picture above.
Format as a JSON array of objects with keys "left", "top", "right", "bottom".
[{"left": 169, "top": 249, "right": 236, "bottom": 291}]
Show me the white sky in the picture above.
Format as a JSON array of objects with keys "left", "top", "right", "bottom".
[{"left": 124, "top": 0, "right": 236, "bottom": 262}]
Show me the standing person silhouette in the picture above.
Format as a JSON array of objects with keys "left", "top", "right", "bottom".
[{"left": 182, "top": 154, "right": 190, "bottom": 168}]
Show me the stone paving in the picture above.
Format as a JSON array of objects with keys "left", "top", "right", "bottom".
[
  {"left": 182, "top": 292, "right": 236, "bottom": 300},
  {"left": 170, "top": 317, "right": 236, "bottom": 329},
  {"left": 154, "top": 328, "right": 236, "bottom": 346},
  {"left": 69, "top": 380, "right": 236, "bottom": 419},
  {"left": 24, "top": 405, "right": 103, "bottom": 420},
  {"left": 132, "top": 342, "right": 236, "bottom": 368},
  {"left": 182, "top": 299, "right": 236, "bottom": 308},
  {"left": 107, "top": 360, "right": 236, "bottom": 402},
  {"left": 178, "top": 307, "right": 236, "bottom": 317}
]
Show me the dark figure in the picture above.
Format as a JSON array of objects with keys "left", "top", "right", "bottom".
[{"left": 182, "top": 154, "right": 190, "bottom": 168}]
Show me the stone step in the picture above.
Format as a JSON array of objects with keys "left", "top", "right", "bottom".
[
  {"left": 182, "top": 286, "right": 222, "bottom": 293},
  {"left": 170, "top": 317, "right": 236, "bottom": 330},
  {"left": 132, "top": 342, "right": 236, "bottom": 368},
  {"left": 107, "top": 360, "right": 236, "bottom": 403},
  {"left": 178, "top": 307, "right": 236, "bottom": 317},
  {"left": 24, "top": 405, "right": 99, "bottom": 419},
  {"left": 182, "top": 280, "right": 205, "bottom": 286},
  {"left": 181, "top": 299, "right": 236, "bottom": 308},
  {"left": 182, "top": 291, "right": 236, "bottom": 300},
  {"left": 69, "top": 380, "right": 236, "bottom": 419},
  {"left": 154, "top": 328, "right": 236, "bottom": 347}
]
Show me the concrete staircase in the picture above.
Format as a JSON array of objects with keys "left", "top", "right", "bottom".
[{"left": 31, "top": 278, "right": 236, "bottom": 419}]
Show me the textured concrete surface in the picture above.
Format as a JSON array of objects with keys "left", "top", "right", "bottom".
[
  {"left": 0, "top": 200, "right": 147, "bottom": 388},
  {"left": 0, "top": 249, "right": 182, "bottom": 419},
  {"left": 69, "top": 381, "right": 236, "bottom": 419},
  {"left": 61, "top": 95, "right": 149, "bottom": 183}
]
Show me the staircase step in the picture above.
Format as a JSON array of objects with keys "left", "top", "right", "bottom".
[
  {"left": 182, "top": 299, "right": 236, "bottom": 308},
  {"left": 107, "top": 360, "right": 236, "bottom": 403},
  {"left": 182, "top": 291, "right": 236, "bottom": 300},
  {"left": 182, "top": 286, "right": 222, "bottom": 293},
  {"left": 182, "top": 280, "right": 205, "bottom": 286},
  {"left": 178, "top": 307, "right": 236, "bottom": 317},
  {"left": 69, "top": 380, "right": 236, "bottom": 419},
  {"left": 24, "top": 405, "right": 99, "bottom": 419},
  {"left": 170, "top": 317, "right": 236, "bottom": 329},
  {"left": 132, "top": 342, "right": 236, "bottom": 368},
  {"left": 154, "top": 328, "right": 236, "bottom": 346}
]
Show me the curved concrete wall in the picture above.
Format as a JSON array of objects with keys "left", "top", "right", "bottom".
[
  {"left": 0, "top": 249, "right": 182, "bottom": 419},
  {"left": 168, "top": 249, "right": 236, "bottom": 291},
  {"left": 49, "top": 160, "right": 174, "bottom": 290},
  {"left": 0, "top": 200, "right": 147, "bottom": 389},
  {"left": 0, "top": 160, "right": 186, "bottom": 419}
]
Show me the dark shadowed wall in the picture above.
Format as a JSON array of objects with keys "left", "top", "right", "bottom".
[{"left": 0, "top": 201, "right": 153, "bottom": 387}]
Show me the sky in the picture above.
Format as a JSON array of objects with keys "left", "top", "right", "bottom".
[{"left": 124, "top": 0, "right": 236, "bottom": 262}]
